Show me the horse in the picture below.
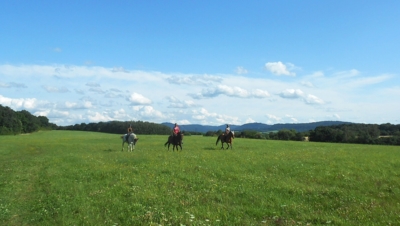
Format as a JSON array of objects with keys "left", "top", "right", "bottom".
[
  {"left": 121, "top": 133, "right": 138, "bottom": 152},
  {"left": 216, "top": 131, "right": 235, "bottom": 149},
  {"left": 164, "top": 132, "right": 183, "bottom": 151}
]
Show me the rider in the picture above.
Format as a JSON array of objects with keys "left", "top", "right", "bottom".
[
  {"left": 172, "top": 123, "right": 183, "bottom": 144},
  {"left": 225, "top": 124, "right": 231, "bottom": 135},
  {"left": 173, "top": 123, "right": 180, "bottom": 136},
  {"left": 125, "top": 126, "right": 133, "bottom": 141}
]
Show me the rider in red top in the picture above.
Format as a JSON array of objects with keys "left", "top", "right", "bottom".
[
  {"left": 173, "top": 123, "right": 183, "bottom": 144},
  {"left": 173, "top": 123, "right": 180, "bottom": 135}
]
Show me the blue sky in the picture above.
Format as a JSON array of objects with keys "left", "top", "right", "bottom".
[{"left": 1, "top": 1, "right": 399, "bottom": 126}]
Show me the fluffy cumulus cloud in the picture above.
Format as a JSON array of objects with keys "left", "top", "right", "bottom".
[
  {"left": 278, "top": 89, "right": 304, "bottom": 99},
  {"left": 133, "top": 106, "right": 165, "bottom": 120},
  {"left": 0, "top": 95, "right": 39, "bottom": 110},
  {"left": 265, "top": 61, "right": 296, "bottom": 76},
  {"left": 304, "top": 94, "right": 324, "bottom": 105},
  {"left": 127, "top": 93, "right": 152, "bottom": 105}
]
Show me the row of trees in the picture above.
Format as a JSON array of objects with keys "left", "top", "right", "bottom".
[
  {"left": 1, "top": 104, "right": 399, "bottom": 145},
  {"left": 203, "top": 123, "right": 400, "bottom": 145},
  {"left": 58, "top": 120, "right": 173, "bottom": 135},
  {"left": 0, "top": 105, "right": 57, "bottom": 135},
  {"left": 309, "top": 123, "right": 400, "bottom": 145},
  {"left": 204, "top": 129, "right": 307, "bottom": 141}
]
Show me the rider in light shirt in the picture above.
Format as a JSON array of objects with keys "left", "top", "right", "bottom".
[{"left": 225, "top": 124, "right": 230, "bottom": 135}]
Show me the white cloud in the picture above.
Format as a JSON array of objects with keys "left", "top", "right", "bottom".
[
  {"left": 87, "top": 111, "right": 113, "bottom": 122},
  {"left": 0, "top": 95, "right": 39, "bottom": 110},
  {"left": 252, "top": 89, "right": 270, "bottom": 98},
  {"left": 334, "top": 69, "right": 360, "bottom": 78},
  {"left": 235, "top": 66, "right": 248, "bottom": 75},
  {"left": 133, "top": 106, "right": 165, "bottom": 120},
  {"left": 42, "top": 85, "right": 69, "bottom": 93},
  {"left": 127, "top": 93, "right": 152, "bottom": 105},
  {"left": 112, "top": 67, "right": 128, "bottom": 73},
  {"left": 300, "top": 81, "right": 314, "bottom": 88},
  {"left": 167, "top": 96, "right": 198, "bottom": 108},
  {"left": 165, "top": 74, "right": 222, "bottom": 86},
  {"left": 266, "top": 114, "right": 282, "bottom": 124},
  {"left": 245, "top": 118, "right": 256, "bottom": 123},
  {"left": 304, "top": 94, "right": 324, "bottom": 105},
  {"left": 265, "top": 61, "right": 296, "bottom": 76},
  {"left": 190, "top": 108, "right": 240, "bottom": 125},
  {"left": 278, "top": 89, "right": 304, "bottom": 99},
  {"left": 0, "top": 82, "right": 27, "bottom": 88},
  {"left": 191, "top": 85, "right": 270, "bottom": 99},
  {"left": 0, "top": 63, "right": 398, "bottom": 126}
]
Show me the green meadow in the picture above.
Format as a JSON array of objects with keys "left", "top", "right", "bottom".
[{"left": 1, "top": 131, "right": 399, "bottom": 225}]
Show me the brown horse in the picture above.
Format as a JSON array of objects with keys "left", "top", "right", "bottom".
[
  {"left": 164, "top": 132, "right": 183, "bottom": 151},
  {"left": 216, "top": 131, "right": 235, "bottom": 149}
]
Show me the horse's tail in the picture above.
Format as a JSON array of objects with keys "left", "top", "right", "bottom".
[{"left": 216, "top": 135, "right": 220, "bottom": 145}]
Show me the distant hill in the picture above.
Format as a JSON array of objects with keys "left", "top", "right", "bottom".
[{"left": 161, "top": 121, "right": 352, "bottom": 133}]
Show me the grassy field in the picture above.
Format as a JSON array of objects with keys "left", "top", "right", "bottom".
[{"left": 1, "top": 130, "right": 399, "bottom": 225}]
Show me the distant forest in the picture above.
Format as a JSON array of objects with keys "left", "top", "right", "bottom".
[
  {"left": 1, "top": 104, "right": 399, "bottom": 145},
  {"left": 0, "top": 105, "right": 57, "bottom": 135},
  {"left": 58, "top": 120, "right": 172, "bottom": 135}
]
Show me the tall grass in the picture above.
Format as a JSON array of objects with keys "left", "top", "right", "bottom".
[{"left": 1, "top": 131, "right": 399, "bottom": 225}]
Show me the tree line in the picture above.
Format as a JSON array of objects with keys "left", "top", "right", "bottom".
[
  {"left": 204, "top": 129, "right": 308, "bottom": 141},
  {"left": 58, "top": 120, "right": 172, "bottom": 135},
  {"left": 204, "top": 123, "right": 400, "bottom": 145},
  {"left": 309, "top": 123, "right": 400, "bottom": 145},
  {"left": 1, "top": 104, "right": 399, "bottom": 145},
  {"left": 0, "top": 104, "right": 57, "bottom": 135}
]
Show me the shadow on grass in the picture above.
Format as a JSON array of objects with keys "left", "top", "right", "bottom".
[
  {"left": 203, "top": 147, "right": 218, "bottom": 150},
  {"left": 103, "top": 148, "right": 115, "bottom": 152}
]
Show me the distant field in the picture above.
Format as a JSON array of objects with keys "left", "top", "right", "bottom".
[{"left": 1, "top": 131, "right": 399, "bottom": 225}]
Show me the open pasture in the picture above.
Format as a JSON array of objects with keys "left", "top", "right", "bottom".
[{"left": 1, "top": 131, "right": 399, "bottom": 225}]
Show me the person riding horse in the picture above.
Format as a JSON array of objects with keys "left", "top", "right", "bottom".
[
  {"left": 172, "top": 123, "right": 183, "bottom": 144},
  {"left": 125, "top": 126, "right": 133, "bottom": 141},
  {"left": 225, "top": 124, "right": 230, "bottom": 135}
]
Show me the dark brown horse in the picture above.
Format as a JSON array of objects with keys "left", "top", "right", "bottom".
[
  {"left": 164, "top": 132, "right": 183, "bottom": 151},
  {"left": 216, "top": 131, "right": 235, "bottom": 149}
]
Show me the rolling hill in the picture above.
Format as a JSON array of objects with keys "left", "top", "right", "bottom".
[{"left": 162, "top": 121, "right": 351, "bottom": 133}]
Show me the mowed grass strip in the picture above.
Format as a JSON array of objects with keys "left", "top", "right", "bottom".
[{"left": 0, "top": 130, "right": 399, "bottom": 225}]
